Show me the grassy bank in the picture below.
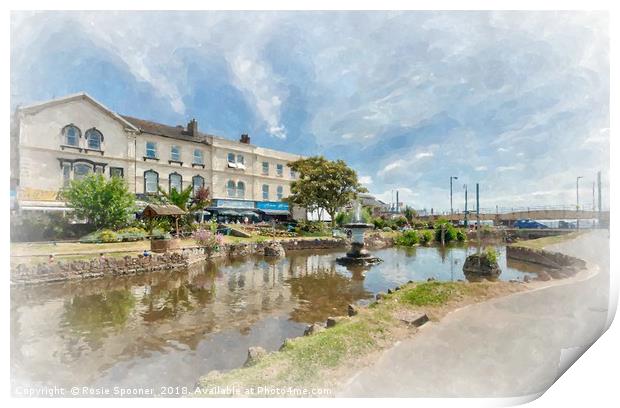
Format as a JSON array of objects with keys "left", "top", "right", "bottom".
[
  {"left": 509, "top": 231, "right": 582, "bottom": 250},
  {"left": 195, "top": 280, "right": 526, "bottom": 396}
]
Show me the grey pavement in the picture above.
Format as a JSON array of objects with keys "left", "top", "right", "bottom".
[{"left": 338, "top": 230, "right": 611, "bottom": 398}]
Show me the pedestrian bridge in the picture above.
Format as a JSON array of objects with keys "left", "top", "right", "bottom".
[{"left": 421, "top": 209, "right": 609, "bottom": 223}]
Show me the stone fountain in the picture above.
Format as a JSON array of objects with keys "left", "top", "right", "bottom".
[{"left": 336, "top": 201, "right": 383, "bottom": 266}]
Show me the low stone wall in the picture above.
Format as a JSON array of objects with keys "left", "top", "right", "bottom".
[
  {"left": 11, "top": 238, "right": 348, "bottom": 285},
  {"left": 506, "top": 245, "right": 586, "bottom": 278},
  {"left": 11, "top": 249, "right": 208, "bottom": 285}
]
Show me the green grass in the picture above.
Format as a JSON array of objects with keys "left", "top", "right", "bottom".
[
  {"left": 510, "top": 232, "right": 582, "bottom": 250},
  {"left": 195, "top": 280, "right": 514, "bottom": 395}
]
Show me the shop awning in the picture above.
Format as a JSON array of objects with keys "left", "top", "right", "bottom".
[{"left": 258, "top": 209, "right": 290, "bottom": 216}]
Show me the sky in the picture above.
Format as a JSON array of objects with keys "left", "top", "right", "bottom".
[{"left": 10, "top": 11, "right": 609, "bottom": 212}]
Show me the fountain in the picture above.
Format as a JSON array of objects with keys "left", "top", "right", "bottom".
[{"left": 336, "top": 201, "right": 383, "bottom": 266}]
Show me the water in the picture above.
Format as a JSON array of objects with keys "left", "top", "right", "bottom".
[{"left": 11, "top": 245, "right": 541, "bottom": 393}]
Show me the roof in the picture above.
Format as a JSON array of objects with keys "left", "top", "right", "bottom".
[
  {"left": 122, "top": 115, "right": 211, "bottom": 144},
  {"left": 142, "top": 204, "right": 186, "bottom": 217},
  {"left": 20, "top": 92, "right": 139, "bottom": 132}
]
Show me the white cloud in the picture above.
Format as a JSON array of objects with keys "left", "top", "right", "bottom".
[
  {"left": 359, "top": 175, "right": 373, "bottom": 185},
  {"left": 475, "top": 166, "right": 487, "bottom": 171},
  {"left": 415, "top": 151, "right": 434, "bottom": 160}
]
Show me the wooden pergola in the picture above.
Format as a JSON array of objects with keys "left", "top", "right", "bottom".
[{"left": 141, "top": 204, "right": 186, "bottom": 236}]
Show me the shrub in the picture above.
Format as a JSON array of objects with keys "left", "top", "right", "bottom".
[
  {"left": 99, "top": 230, "right": 121, "bottom": 243},
  {"left": 373, "top": 217, "right": 386, "bottom": 229},
  {"left": 456, "top": 228, "right": 467, "bottom": 242},
  {"left": 296, "top": 220, "right": 328, "bottom": 235},
  {"left": 434, "top": 221, "right": 458, "bottom": 243},
  {"left": 413, "top": 221, "right": 427, "bottom": 230},
  {"left": 394, "top": 216, "right": 408, "bottom": 228},
  {"left": 394, "top": 230, "right": 420, "bottom": 246},
  {"left": 117, "top": 227, "right": 147, "bottom": 242},
  {"left": 485, "top": 247, "right": 498, "bottom": 264},
  {"left": 420, "top": 230, "right": 434, "bottom": 244},
  {"left": 193, "top": 228, "right": 224, "bottom": 254},
  {"left": 382, "top": 226, "right": 392, "bottom": 232},
  {"left": 151, "top": 228, "right": 172, "bottom": 240}
]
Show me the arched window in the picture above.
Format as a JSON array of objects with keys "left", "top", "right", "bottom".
[
  {"left": 277, "top": 185, "right": 284, "bottom": 200},
  {"left": 192, "top": 175, "right": 205, "bottom": 196},
  {"left": 144, "top": 170, "right": 159, "bottom": 194},
  {"left": 73, "top": 163, "right": 92, "bottom": 180},
  {"left": 85, "top": 128, "right": 103, "bottom": 150},
  {"left": 169, "top": 173, "right": 182, "bottom": 193},
  {"left": 227, "top": 180, "right": 236, "bottom": 197},
  {"left": 236, "top": 181, "right": 245, "bottom": 198},
  {"left": 63, "top": 125, "right": 81, "bottom": 146}
]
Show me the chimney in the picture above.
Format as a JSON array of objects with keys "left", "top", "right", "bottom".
[
  {"left": 240, "top": 134, "right": 250, "bottom": 144},
  {"left": 187, "top": 119, "right": 198, "bottom": 136}
]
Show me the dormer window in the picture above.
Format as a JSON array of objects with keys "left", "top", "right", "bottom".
[
  {"left": 85, "top": 128, "right": 103, "bottom": 150},
  {"left": 63, "top": 125, "right": 80, "bottom": 146}
]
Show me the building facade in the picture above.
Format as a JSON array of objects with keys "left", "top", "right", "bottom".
[{"left": 11, "top": 93, "right": 302, "bottom": 219}]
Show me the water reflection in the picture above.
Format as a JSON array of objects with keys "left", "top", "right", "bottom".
[{"left": 11, "top": 245, "right": 543, "bottom": 391}]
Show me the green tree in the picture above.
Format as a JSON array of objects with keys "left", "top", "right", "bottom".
[
  {"left": 287, "top": 156, "right": 367, "bottom": 227},
  {"left": 404, "top": 206, "right": 417, "bottom": 224},
  {"left": 158, "top": 185, "right": 210, "bottom": 212},
  {"left": 60, "top": 174, "right": 136, "bottom": 229}
]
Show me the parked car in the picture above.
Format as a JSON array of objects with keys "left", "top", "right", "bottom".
[
  {"left": 514, "top": 219, "right": 549, "bottom": 229},
  {"left": 558, "top": 220, "right": 577, "bottom": 229}
]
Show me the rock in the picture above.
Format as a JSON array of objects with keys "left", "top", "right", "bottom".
[
  {"left": 304, "top": 323, "right": 325, "bottom": 336},
  {"left": 279, "top": 339, "right": 292, "bottom": 351},
  {"left": 427, "top": 277, "right": 436, "bottom": 282},
  {"left": 347, "top": 304, "right": 358, "bottom": 317},
  {"left": 243, "top": 346, "right": 267, "bottom": 367},
  {"left": 523, "top": 275, "right": 531, "bottom": 283},
  {"left": 395, "top": 311, "right": 429, "bottom": 327},
  {"left": 462, "top": 253, "right": 501, "bottom": 277},
  {"left": 376, "top": 292, "right": 387, "bottom": 300},
  {"left": 263, "top": 242, "right": 285, "bottom": 257},
  {"left": 326, "top": 316, "right": 345, "bottom": 328},
  {"left": 387, "top": 288, "right": 393, "bottom": 294}
]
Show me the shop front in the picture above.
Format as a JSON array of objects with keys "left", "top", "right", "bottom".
[
  {"left": 255, "top": 201, "right": 290, "bottom": 222},
  {"left": 207, "top": 199, "right": 260, "bottom": 223}
]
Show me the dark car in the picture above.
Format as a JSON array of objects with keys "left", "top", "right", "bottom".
[{"left": 514, "top": 219, "right": 549, "bottom": 229}]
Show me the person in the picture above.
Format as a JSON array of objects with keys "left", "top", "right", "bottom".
[
  {"left": 99, "top": 252, "right": 106, "bottom": 266},
  {"left": 142, "top": 249, "right": 150, "bottom": 257},
  {"left": 244, "top": 216, "right": 249, "bottom": 224},
  {"left": 48, "top": 254, "right": 55, "bottom": 264}
]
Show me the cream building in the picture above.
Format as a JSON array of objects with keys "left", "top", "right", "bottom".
[{"left": 11, "top": 93, "right": 303, "bottom": 219}]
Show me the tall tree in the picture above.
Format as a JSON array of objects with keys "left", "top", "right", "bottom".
[
  {"left": 287, "top": 156, "right": 367, "bottom": 227},
  {"left": 60, "top": 174, "right": 136, "bottom": 229}
]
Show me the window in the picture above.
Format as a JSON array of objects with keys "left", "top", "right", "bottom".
[
  {"left": 227, "top": 180, "right": 236, "bottom": 197},
  {"left": 144, "top": 170, "right": 159, "bottom": 194},
  {"left": 290, "top": 169, "right": 297, "bottom": 179},
  {"left": 262, "top": 184, "right": 269, "bottom": 201},
  {"left": 73, "top": 163, "right": 92, "bottom": 180},
  {"left": 85, "top": 128, "right": 103, "bottom": 150},
  {"left": 277, "top": 185, "right": 284, "bottom": 200},
  {"left": 193, "top": 149, "right": 204, "bottom": 165},
  {"left": 169, "top": 173, "right": 182, "bottom": 193},
  {"left": 146, "top": 142, "right": 157, "bottom": 159},
  {"left": 63, "top": 125, "right": 80, "bottom": 146},
  {"left": 170, "top": 145, "right": 181, "bottom": 162},
  {"left": 237, "top": 181, "right": 245, "bottom": 198},
  {"left": 262, "top": 161, "right": 269, "bottom": 175},
  {"left": 276, "top": 164, "right": 283, "bottom": 177},
  {"left": 110, "top": 167, "right": 124, "bottom": 178},
  {"left": 192, "top": 175, "right": 205, "bottom": 196},
  {"left": 236, "top": 155, "right": 246, "bottom": 170},
  {"left": 94, "top": 166, "right": 104, "bottom": 174},
  {"left": 227, "top": 153, "right": 236, "bottom": 168},
  {"left": 62, "top": 163, "right": 71, "bottom": 187}
]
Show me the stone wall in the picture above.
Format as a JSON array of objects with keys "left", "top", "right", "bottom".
[
  {"left": 11, "top": 238, "right": 348, "bottom": 285},
  {"left": 506, "top": 245, "right": 586, "bottom": 271}
]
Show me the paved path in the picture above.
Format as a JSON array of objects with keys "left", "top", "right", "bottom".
[{"left": 338, "top": 231, "right": 611, "bottom": 398}]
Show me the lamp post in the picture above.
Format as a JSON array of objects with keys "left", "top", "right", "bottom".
[
  {"left": 576, "top": 176, "right": 583, "bottom": 230},
  {"left": 463, "top": 184, "right": 468, "bottom": 228},
  {"left": 450, "top": 176, "right": 458, "bottom": 216}
]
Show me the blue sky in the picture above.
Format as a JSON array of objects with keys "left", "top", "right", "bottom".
[{"left": 11, "top": 11, "right": 609, "bottom": 212}]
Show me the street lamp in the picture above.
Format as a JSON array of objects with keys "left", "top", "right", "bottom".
[
  {"left": 463, "top": 184, "right": 468, "bottom": 228},
  {"left": 576, "top": 176, "right": 583, "bottom": 230},
  {"left": 450, "top": 176, "right": 458, "bottom": 215}
]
